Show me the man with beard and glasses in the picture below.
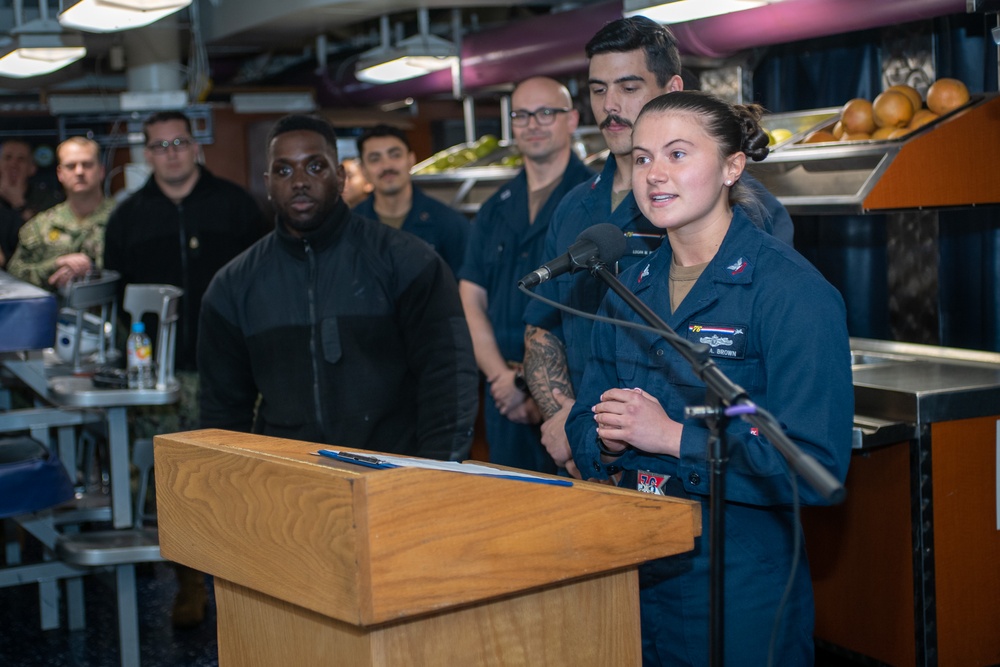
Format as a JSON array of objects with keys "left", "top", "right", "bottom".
[
  {"left": 352, "top": 124, "right": 469, "bottom": 276},
  {"left": 198, "top": 114, "right": 478, "bottom": 463},
  {"left": 522, "top": 17, "right": 794, "bottom": 479}
]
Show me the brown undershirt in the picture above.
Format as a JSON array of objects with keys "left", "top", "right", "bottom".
[
  {"left": 669, "top": 259, "right": 709, "bottom": 313},
  {"left": 611, "top": 189, "right": 630, "bottom": 213},
  {"left": 528, "top": 178, "right": 561, "bottom": 224}
]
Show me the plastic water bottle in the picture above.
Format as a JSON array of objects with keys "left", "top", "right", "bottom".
[{"left": 126, "top": 322, "right": 155, "bottom": 390}]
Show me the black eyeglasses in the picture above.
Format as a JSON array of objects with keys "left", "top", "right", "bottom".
[
  {"left": 146, "top": 138, "right": 193, "bottom": 154},
  {"left": 510, "top": 107, "right": 570, "bottom": 127}
]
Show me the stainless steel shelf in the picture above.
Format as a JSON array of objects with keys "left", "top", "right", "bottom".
[{"left": 750, "top": 95, "right": 1000, "bottom": 214}]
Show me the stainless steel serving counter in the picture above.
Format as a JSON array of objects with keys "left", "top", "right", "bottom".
[
  {"left": 815, "top": 337, "right": 1000, "bottom": 667},
  {"left": 850, "top": 337, "right": 1000, "bottom": 426}
]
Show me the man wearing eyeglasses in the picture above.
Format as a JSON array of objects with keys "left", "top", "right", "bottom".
[
  {"left": 457, "top": 77, "right": 593, "bottom": 473},
  {"left": 105, "top": 110, "right": 264, "bottom": 375},
  {"left": 102, "top": 109, "right": 264, "bottom": 629}
]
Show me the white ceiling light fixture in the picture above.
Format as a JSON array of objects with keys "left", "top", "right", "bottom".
[
  {"left": 356, "top": 9, "right": 457, "bottom": 85},
  {"left": 624, "top": 0, "right": 771, "bottom": 24},
  {"left": 58, "top": 0, "right": 192, "bottom": 34},
  {"left": 0, "top": 1, "right": 86, "bottom": 79}
]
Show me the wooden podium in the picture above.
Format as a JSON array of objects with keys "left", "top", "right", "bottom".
[{"left": 154, "top": 430, "right": 701, "bottom": 666}]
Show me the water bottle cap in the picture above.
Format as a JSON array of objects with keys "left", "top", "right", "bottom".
[{"left": 131, "top": 322, "right": 145, "bottom": 334}]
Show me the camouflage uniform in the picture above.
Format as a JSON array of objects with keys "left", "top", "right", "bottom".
[{"left": 6, "top": 198, "right": 115, "bottom": 289}]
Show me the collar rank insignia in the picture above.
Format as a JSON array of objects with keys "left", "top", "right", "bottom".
[{"left": 727, "top": 257, "right": 750, "bottom": 275}]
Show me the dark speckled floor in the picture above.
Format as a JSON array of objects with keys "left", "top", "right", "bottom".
[
  {"left": 0, "top": 561, "right": 219, "bottom": 667},
  {"left": 0, "top": 555, "right": 867, "bottom": 667}
]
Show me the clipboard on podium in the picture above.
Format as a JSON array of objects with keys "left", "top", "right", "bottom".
[{"left": 317, "top": 448, "right": 574, "bottom": 486}]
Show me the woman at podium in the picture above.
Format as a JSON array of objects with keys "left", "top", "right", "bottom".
[{"left": 565, "top": 91, "right": 854, "bottom": 666}]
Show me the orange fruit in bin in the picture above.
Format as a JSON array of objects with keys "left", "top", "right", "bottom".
[
  {"left": 840, "top": 98, "right": 876, "bottom": 134},
  {"left": 909, "top": 109, "right": 939, "bottom": 130},
  {"left": 873, "top": 90, "right": 914, "bottom": 128},
  {"left": 832, "top": 120, "right": 845, "bottom": 139},
  {"left": 802, "top": 129, "right": 837, "bottom": 144},
  {"left": 888, "top": 84, "right": 923, "bottom": 113},
  {"left": 841, "top": 131, "right": 871, "bottom": 142},
  {"left": 926, "top": 78, "right": 970, "bottom": 116},
  {"left": 871, "top": 126, "right": 896, "bottom": 140}
]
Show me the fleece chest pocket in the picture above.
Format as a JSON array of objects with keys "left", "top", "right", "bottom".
[{"left": 321, "top": 318, "right": 342, "bottom": 364}]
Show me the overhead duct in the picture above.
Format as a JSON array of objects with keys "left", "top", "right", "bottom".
[
  {"left": 669, "top": 0, "right": 968, "bottom": 59},
  {"left": 322, "top": 1, "right": 621, "bottom": 105},
  {"left": 319, "top": 0, "right": 967, "bottom": 105}
]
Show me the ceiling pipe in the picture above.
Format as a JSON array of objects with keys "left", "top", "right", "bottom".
[
  {"left": 319, "top": 1, "right": 621, "bottom": 105},
  {"left": 319, "top": 0, "right": 967, "bottom": 105},
  {"left": 670, "top": 0, "right": 968, "bottom": 59}
]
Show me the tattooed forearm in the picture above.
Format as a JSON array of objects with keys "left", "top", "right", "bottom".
[{"left": 523, "top": 325, "right": 575, "bottom": 419}]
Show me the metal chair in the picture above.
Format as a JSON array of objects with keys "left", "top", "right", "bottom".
[
  {"left": 60, "top": 270, "right": 120, "bottom": 373},
  {"left": 56, "top": 438, "right": 163, "bottom": 667}
]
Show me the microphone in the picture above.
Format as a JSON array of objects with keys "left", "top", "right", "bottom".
[{"left": 518, "top": 223, "right": 627, "bottom": 289}]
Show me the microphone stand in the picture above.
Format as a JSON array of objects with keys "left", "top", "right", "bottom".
[{"left": 587, "top": 260, "right": 844, "bottom": 667}]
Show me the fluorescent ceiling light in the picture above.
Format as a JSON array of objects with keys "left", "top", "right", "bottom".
[
  {"left": 624, "top": 0, "right": 769, "bottom": 24},
  {"left": 58, "top": 0, "right": 191, "bottom": 33},
  {"left": 356, "top": 10, "right": 457, "bottom": 85},
  {"left": 0, "top": 20, "right": 86, "bottom": 79},
  {"left": 356, "top": 36, "right": 457, "bottom": 84}
]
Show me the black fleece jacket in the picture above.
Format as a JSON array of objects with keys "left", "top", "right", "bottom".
[
  {"left": 103, "top": 167, "right": 264, "bottom": 371},
  {"left": 198, "top": 199, "right": 478, "bottom": 461}
]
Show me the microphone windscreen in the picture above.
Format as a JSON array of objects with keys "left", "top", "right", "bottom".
[{"left": 577, "top": 223, "right": 627, "bottom": 264}]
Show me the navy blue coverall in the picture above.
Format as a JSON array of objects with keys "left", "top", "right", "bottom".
[{"left": 566, "top": 208, "right": 853, "bottom": 666}]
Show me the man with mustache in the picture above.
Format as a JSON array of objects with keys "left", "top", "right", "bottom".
[
  {"left": 523, "top": 17, "right": 793, "bottom": 478},
  {"left": 199, "top": 114, "right": 477, "bottom": 463},
  {"left": 457, "top": 76, "right": 593, "bottom": 473},
  {"left": 353, "top": 124, "right": 468, "bottom": 276}
]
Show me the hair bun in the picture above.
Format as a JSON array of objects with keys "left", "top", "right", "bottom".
[{"left": 734, "top": 103, "right": 770, "bottom": 162}]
